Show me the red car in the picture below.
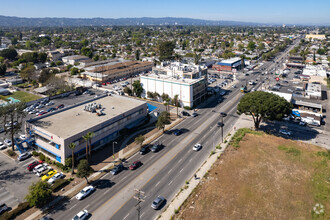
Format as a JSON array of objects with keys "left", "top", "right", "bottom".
[
  {"left": 102, "top": 82, "right": 106, "bottom": 86},
  {"left": 27, "top": 160, "right": 43, "bottom": 171},
  {"left": 129, "top": 160, "right": 142, "bottom": 170},
  {"left": 37, "top": 111, "right": 47, "bottom": 116},
  {"left": 56, "top": 104, "right": 64, "bottom": 109}
]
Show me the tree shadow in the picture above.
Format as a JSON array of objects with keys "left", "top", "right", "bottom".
[
  {"left": 91, "top": 179, "right": 115, "bottom": 189},
  {"left": 43, "top": 195, "right": 70, "bottom": 214}
]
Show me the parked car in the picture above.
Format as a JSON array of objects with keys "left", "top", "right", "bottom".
[
  {"left": 0, "top": 142, "right": 6, "bottom": 150},
  {"left": 76, "top": 186, "right": 95, "bottom": 200},
  {"left": 173, "top": 129, "right": 182, "bottom": 136},
  {"left": 0, "top": 127, "right": 5, "bottom": 133},
  {"left": 47, "top": 172, "right": 64, "bottom": 184},
  {"left": 151, "top": 144, "right": 163, "bottom": 152},
  {"left": 36, "top": 111, "right": 47, "bottom": 116},
  {"left": 279, "top": 129, "right": 292, "bottom": 136},
  {"left": 56, "top": 104, "right": 64, "bottom": 109},
  {"left": 45, "top": 102, "right": 54, "bottom": 106},
  {"left": 129, "top": 160, "right": 142, "bottom": 170},
  {"left": 110, "top": 163, "right": 124, "bottom": 175},
  {"left": 139, "top": 145, "right": 150, "bottom": 155},
  {"left": 18, "top": 152, "right": 31, "bottom": 161},
  {"left": 19, "top": 134, "right": 26, "bottom": 140},
  {"left": 4, "top": 139, "right": 12, "bottom": 146},
  {"left": 36, "top": 104, "right": 45, "bottom": 109},
  {"left": 72, "top": 210, "right": 89, "bottom": 220},
  {"left": 182, "top": 111, "right": 190, "bottom": 116},
  {"left": 27, "top": 160, "right": 43, "bottom": 171},
  {"left": 193, "top": 143, "right": 202, "bottom": 151},
  {"left": 151, "top": 196, "right": 165, "bottom": 210},
  {"left": 191, "top": 112, "right": 198, "bottom": 117},
  {"left": 41, "top": 170, "right": 57, "bottom": 181},
  {"left": 33, "top": 163, "right": 50, "bottom": 175},
  {"left": 0, "top": 203, "right": 11, "bottom": 215},
  {"left": 299, "top": 121, "right": 306, "bottom": 126},
  {"left": 47, "top": 107, "right": 56, "bottom": 112}
]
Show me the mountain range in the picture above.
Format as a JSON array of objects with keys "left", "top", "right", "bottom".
[{"left": 0, "top": 15, "right": 264, "bottom": 27}]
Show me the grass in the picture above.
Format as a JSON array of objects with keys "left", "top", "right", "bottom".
[
  {"left": 229, "top": 128, "right": 263, "bottom": 148},
  {"left": 8, "top": 91, "right": 41, "bottom": 102}
]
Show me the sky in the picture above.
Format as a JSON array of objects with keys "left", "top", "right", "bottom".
[{"left": 0, "top": 0, "right": 329, "bottom": 25}]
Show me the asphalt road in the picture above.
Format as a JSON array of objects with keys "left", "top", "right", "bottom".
[{"left": 48, "top": 40, "right": 300, "bottom": 220}]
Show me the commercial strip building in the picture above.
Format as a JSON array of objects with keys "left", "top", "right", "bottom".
[
  {"left": 62, "top": 55, "right": 92, "bottom": 65},
  {"left": 26, "top": 95, "right": 148, "bottom": 164},
  {"left": 140, "top": 62, "right": 208, "bottom": 107},
  {"left": 82, "top": 61, "right": 153, "bottom": 82},
  {"left": 212, "top": 57, "right": 243, "bottom": 72}
]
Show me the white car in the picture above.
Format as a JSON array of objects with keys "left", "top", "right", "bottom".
[
  {"left": 18, "top": 152, "right": 31, "bottom": 161},
  {"left": 4, "top": 139, "right": 12, "bottom": 146},
  {"left": 46, "top": 102, "right": 54, "bottom": 106},
  {"left": 193, "top": 144, "right": 202, "bottom": 151},
  {"left": 76, "top": 186, "right": 95, "bottom": 200},
  {"left": 72, "top": 210, "right": 89, "bottom": 220},
  {"left": 0, "top": 142, "right": 6, "bottom": 150},
  {"left": 33, "top": 163, "right": 50, "bottom": 175},
  {"left": 48, "top": 172, "right": 64, "bottom": 184},
  {"left": 279, "top": 129, "right": 292, "bottom": 136},
  {"left": 19, "top": 134, "right": 26, "bottom": 140},
  {"left": 299, "top": 121, "right": 306, "bottom": 126}
]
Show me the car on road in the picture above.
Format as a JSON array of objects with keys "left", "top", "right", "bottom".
[
  {"left": 173, "top": 129, "right": 182, "bottom": 136},
  {"left": 110, "top": 163, "right": 124, "bottom": 175},
  {"left": 41, "top": 170, "right": 57, "bottom": 181},
  {"left": 220, "top": 112, "right": 227, "bottom": 117},
  {"left": 76, "top": 186, "right": 95, "bottom": 200},
  {"left": 129, "top": 160, "right": 142, "bottom": 170},
  {"left": 193, "top": 143, "right": 202, "bottom": 151},
  {"left": 72, "top": 210, "right": 89, "bottom": 220},
  {"left": 27, "top": 160, "right": 43, "bottom": 171},
  {"left": 191, "top": 112, "right": 198, "bottom": 117},
  {"left": 47, "top": 172, "right": 64, "bottom": 184},
  {"left": 182, "top": 111, "right": 190, "bottom": 116},
  {"left": 232, "top": 85, "right": 236, "bottom": 88},
  {"left": 18, "top": 152, "right": 31, "bottom": 161},
  {"left": 151, "top": 196, "right": 165, "bottom": 210},
  {"left": 151, "top": 144, "right": 163, "bottom": 152},
  {"left": 56, "top": 104, "right": 64, "bottom": 109},
  {"left": 0, "top": 203, "right": 11, "bottom": 215},
  {"left": 279, "top": 129, "right": 292, "bottom": 136},
  {"left": 139, "top": 145, "right": 150, "bottom": 155}
]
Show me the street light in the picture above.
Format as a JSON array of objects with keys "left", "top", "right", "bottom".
[{"left": 112, "top": 141, "right": 117, "bottom": 161}]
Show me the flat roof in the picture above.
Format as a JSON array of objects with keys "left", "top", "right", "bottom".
[
  {"left": 30, "top": 95, "right": 146, "bottom": 139},
  {"left": 141, "top": 73, "right": 204, "bottom": 85},
  {"left": 216, "top": 57, "right": 241, "bottom": 66}
]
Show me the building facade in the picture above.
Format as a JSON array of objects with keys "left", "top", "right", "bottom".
[{"left": 212, "top": 57, "right": 243, "bottom": 72}]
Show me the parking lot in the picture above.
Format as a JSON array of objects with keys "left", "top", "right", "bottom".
[{"left": 0, "top": 151, "right": 40, "bottom": 208}]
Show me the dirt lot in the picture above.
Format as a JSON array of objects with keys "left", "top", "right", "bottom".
[{"left": 174, "top": 131, "right": 329, "bottom": 219}]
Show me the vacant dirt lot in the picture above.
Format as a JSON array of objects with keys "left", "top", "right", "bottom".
[{"left": 174, "top": 131, "right": 329, "bottom": 219}]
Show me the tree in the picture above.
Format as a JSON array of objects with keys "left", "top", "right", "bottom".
[
  {"left": 159, "top": 41, "right": 175, "bottom": 61},
  {"left": 25, "top": 181, "right": 52, "bottom": 207},
  {"left": 81, "top": 47, "right": 93, "bottom": 58},
  {"left": 257, "top": 42, "right": 265, "bottom": 50},
  {"left": 132, "top": 80, "right": 143, "bottom": 97},
  {"left": 76, "top": 159, "right": 94, "bottom": 184},
  {"left": 194, "top": 52, "right": 201, "bottom": 65},
  {"left": 135, "top": 49, "right": 140, "bottom": 60},
  {"left": 134, "top": 135, "right": 145, "bottom": 147},
  {"left": 0, "top": 63, "right": 6, "bottom": 75},
  {"left": 86, "top": 131, "right": 94, "bottom": 159},
  {"left": 147, "top": 91, "right": 154, "bottom": 99},
  {"left": 80, "top": 39, "right": 89, "bottom": 47},
  {"left": 68, "top": 143, "right": 76, "bottom": 175},
  {"left": 20, "top": 65, "right": 37, "bottom": 83},
  {"left": 156, "top": 111, "right": 170, "bottom": 132},
  {"left": 172, "top": 94, "right": 180, "bottom": 116},
  {"left": 82, "top": 134, "right": 90, "bottom": 162},
  {"left": 123, "top": 86, "right": 132, "bottom": 96},
  {"left": 11, "top": 37, "right": 18, "bottom": 45},
  {"left": 70, "top": 67, "right": 79, "bottom": 75},
  {"left": 237, "top": 91, "right": 292, "bottom": 129},
  {"left": 0, "top": 48, "right": 17, "bottom": 60},
  {"left": 0, "top": 102, "right": 26, "bottom": 151},
  {"left": 247, "top": 41, "right": 256, "bottom": 51}
]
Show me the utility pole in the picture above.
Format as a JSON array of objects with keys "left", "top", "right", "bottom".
[
  {"left": 112, "top": 141, "right": 117, "bottom": 161},
  {"left": 220, "top": 115, "right": 224, "bottom": 143},
  {"left": 134, "top": 189, "right": 145, "bottom": 220}
]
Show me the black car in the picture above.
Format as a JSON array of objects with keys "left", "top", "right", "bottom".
[
  {"left": 151, "top": 144, "right": 163, "bottom": 152},
  {"left": 0, "top": 203, "right": 11, "bottom": 215},
  {"left": 110, "top": 163, "right": 124, "bottom": 175},
  {"left": 139, "top": 145, "right": 150, "bottom": 155},
  {"left": 182, "top": 111, "right": 190, "bottom": 116},
  {"left": 173, "top": 129, "right": 182, "bottom": 136},
  {"left": 220, "top": 112, "right": 227, "bottom": 117}
]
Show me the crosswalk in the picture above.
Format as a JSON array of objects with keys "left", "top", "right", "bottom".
[{"left": 0, "top": 186, "right": 19, "bottom": 208}]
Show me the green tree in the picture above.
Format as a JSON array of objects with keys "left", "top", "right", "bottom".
[
  {"left": 156, "top": 111, "right": 170, "bottom": 132},
  {"left": 81, "top": 47, "right": 93, "bottom": 58},
  {"left": 159, "top": 41, "right": 175, "bottom": 61},
  {"left": 70, "top": 67, "right": 79, "bottom": 75},
  {"left": 68, "top": 143, "right": 76, "bottom": 175},
  {"left": 0, "top": 102, "right": 26, "bottom": 151},
  {"left": 25, "top": 181, "right": 52, "bottom": 207},
  {"left": 11, "top": 37, "right": 18, "bottom": 45},
  {"left": 76, "top": 159, "right": 94, "bottom": 184},
  {"left": 257, "top": 42, "right": 265, "bottom": 50},
  {"left": 132, "top": 80, "right": 143, "bottom": 97},
  {"left": 0, "top": 63, "right": 6, "bottom": 75},
  {"left": 135, "top": 49, "right": 140, "bottom": 60},
  {"left": 247, "top": 41, "right": 256, "bottom": 51},
  {"left": 82, "top": 134, "right": 90, "bottom": 162},
  {"left": 194, "top": 52, "right": 201, "bottom": 65},
  {"left": 20, "top": 65, "right": 37, "bottom": 83},
  {"left": 134, "top": 135, "right": 145, "bottom": 147},
  {"left": 86, "top": 131, "right": 94, "bottom": 159},
  {"left": 237, "top": 91, "right": 292, "bottom": 129},
  {"left": 0, "top": 48, "right": 17, "bottom": 60},
  {"left": 123, "top": 86, "right": 132, "bottom": 96},
  {"left": 80, "top": 39, "right": 89, "bottom": 47}
]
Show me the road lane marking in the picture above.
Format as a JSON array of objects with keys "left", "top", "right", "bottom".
[
  {"left": 178, "top": 158, "right": 182, "bottom": 163},
  {"left": 167, "top": 168, "right": 173, "bottom": 174},
  {"left": 84, "top": 204, "right": 90, "bottom": 210},
  {"left": 155, "top": 181, "right": 160, "bottom": 187},
  {"left": 168, "top": 180, "right": 173, "bottom": 185},
  {"left": 141, "top": 212, "right": 145, "bottom": 217},
  {"left": 69, "top": 204, "right": 77, "bottom": 210},
  {"left": 103, "top": 188, "right": 111, "bottom": 195},
  {"left": 123, "top": 213, "right": 130, "bottom": 220},
  {"left": 179, "top": 168, "right": 184, "bottom": 173},
  {"left": 122, "top": 176, "right": 128, "bottom": 181}
]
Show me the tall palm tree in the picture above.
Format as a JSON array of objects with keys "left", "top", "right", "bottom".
[
  {"left": 87, "top": 131, "right": 94, "bottom": 159},
  {"left": 68, "top": 143, "right": 76, "bottom": 175},
  {"left": 82, "top": 134, "right": 89, "bottom": 162}
]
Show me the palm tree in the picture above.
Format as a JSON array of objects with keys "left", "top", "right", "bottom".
[
  {"left": 68, "top": 143, "right": 76, "bottom": 175},
  {"left": 82, "top": 134, "right": 89, "bottom": 162},
  {"left": 87, "top": 132, "right": 94, "bottom": 159}
]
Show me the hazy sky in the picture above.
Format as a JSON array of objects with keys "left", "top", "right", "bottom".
[{"left": 0, "top": 0, "right": 329, "bottom": 24}]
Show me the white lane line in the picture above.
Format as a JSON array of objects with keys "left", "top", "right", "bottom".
[
  {"left": 100, "top": 173, "right": 109, "bottom": 179},
  {"left": 69, "top": 204, "right": 77, "bottom": 210},
  {"left": 70, "top": 196, "right": 75, "bottom": 201},
  {"left": 103, "top": 188, "right": 111, "bottom": 195},
  {"left": 84, "top": 204, "right": 90, "bottom": 210},
  {"left": 189, "top": 158, "right": 193, "bottom": 162},
  {"left": 179, "top": 168, "right": 184, "bottom": 173},
  {"left": 21, "top": 160, "right": 34, "bottom": 167},
  {"left": 155, "top": 181, "right": 160, "bottom": 187},
  {"left": 168, "top": 180, "right": 173, "bottom": 186},
  {"left": 123, "top": 213, "right": 130, "bottom": 220},
  {"left": 178, "top": 158, "right": 182, "bottom": 163},
  {"left": 150, "top": 154, "right": 155, "bottom": 159},
  {"left": 141, "top": 212, "right": 145, "bottom": 217},
  {"left": 167, "top": 168, "right": 173, "bottom": 174}
]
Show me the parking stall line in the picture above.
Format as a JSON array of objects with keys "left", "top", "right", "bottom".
[
  {"left": 21, "top": 160, "right": 34, "bottom": 167},
  {"left": 0, "top": 190, "right": 9, "bottom": 197}
]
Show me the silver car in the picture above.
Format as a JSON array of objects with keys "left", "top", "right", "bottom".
[{"left": 151, "top": 196, "right": 165, "bottom": 210}]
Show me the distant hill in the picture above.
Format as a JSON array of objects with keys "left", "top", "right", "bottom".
[{"left": 0, "top": 15, "right": 263, "bottom": 27}]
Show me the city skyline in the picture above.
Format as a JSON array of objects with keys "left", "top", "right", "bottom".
[{"left": 0, "top": 0, "right": 329, "bottom": 25}]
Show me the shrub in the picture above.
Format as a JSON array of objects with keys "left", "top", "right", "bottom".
[
  {"left": 31, "top": 151, "right": 39, "bottom": 157},
  {"left": 39, "top": 153, "right": 45, "bottom": 161},
  {"left": 7, "top": 149, "right": 16, "bottom": 157},
  {"left": 0, "top": 202, "right": 30, "bottom": 220},
  {"left": 183, "top": 106, "right": 191, "bottom": 110},
  {"left": 55, "top": 162, "right": 66, "bottom": 170},
  {"left": 45, "top": 157, "right": 51, "bottom": 164},
  {"left": 65, "top": 157, "right": 72, "bottom": 168},
  {"left": 51, "top": 179, "right": 70, "bottom": 192}
]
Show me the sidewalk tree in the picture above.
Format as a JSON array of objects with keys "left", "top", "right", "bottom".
[
  {"left": 0, "top": 102, "right": 26, "bottom": 151},
  {"left": 123, "top": 86, "right": 132, "bottom": 96},
  {"left": 76, "top": 159, "right": 94, "bottom": 184},
  {"left": 134, "top": 135, "right": 145, "bottom": 147},
  {"left": 132, "top": 80, "right": 143, "bottom": 97},
  {"left": 68, "top": 143, "right": 76, "bottom": 175},
  {"left": 156, "top": 111, "right": 170, "bottom": 132},
  {"left": 25, "top": 181, "right": 52, "bottom": 207},
  {"left": 237, "top": 91, "right": 292, "bottom": 129},
  {"left": 87, "top": 131, "right": 94, "bottom": 159}
]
